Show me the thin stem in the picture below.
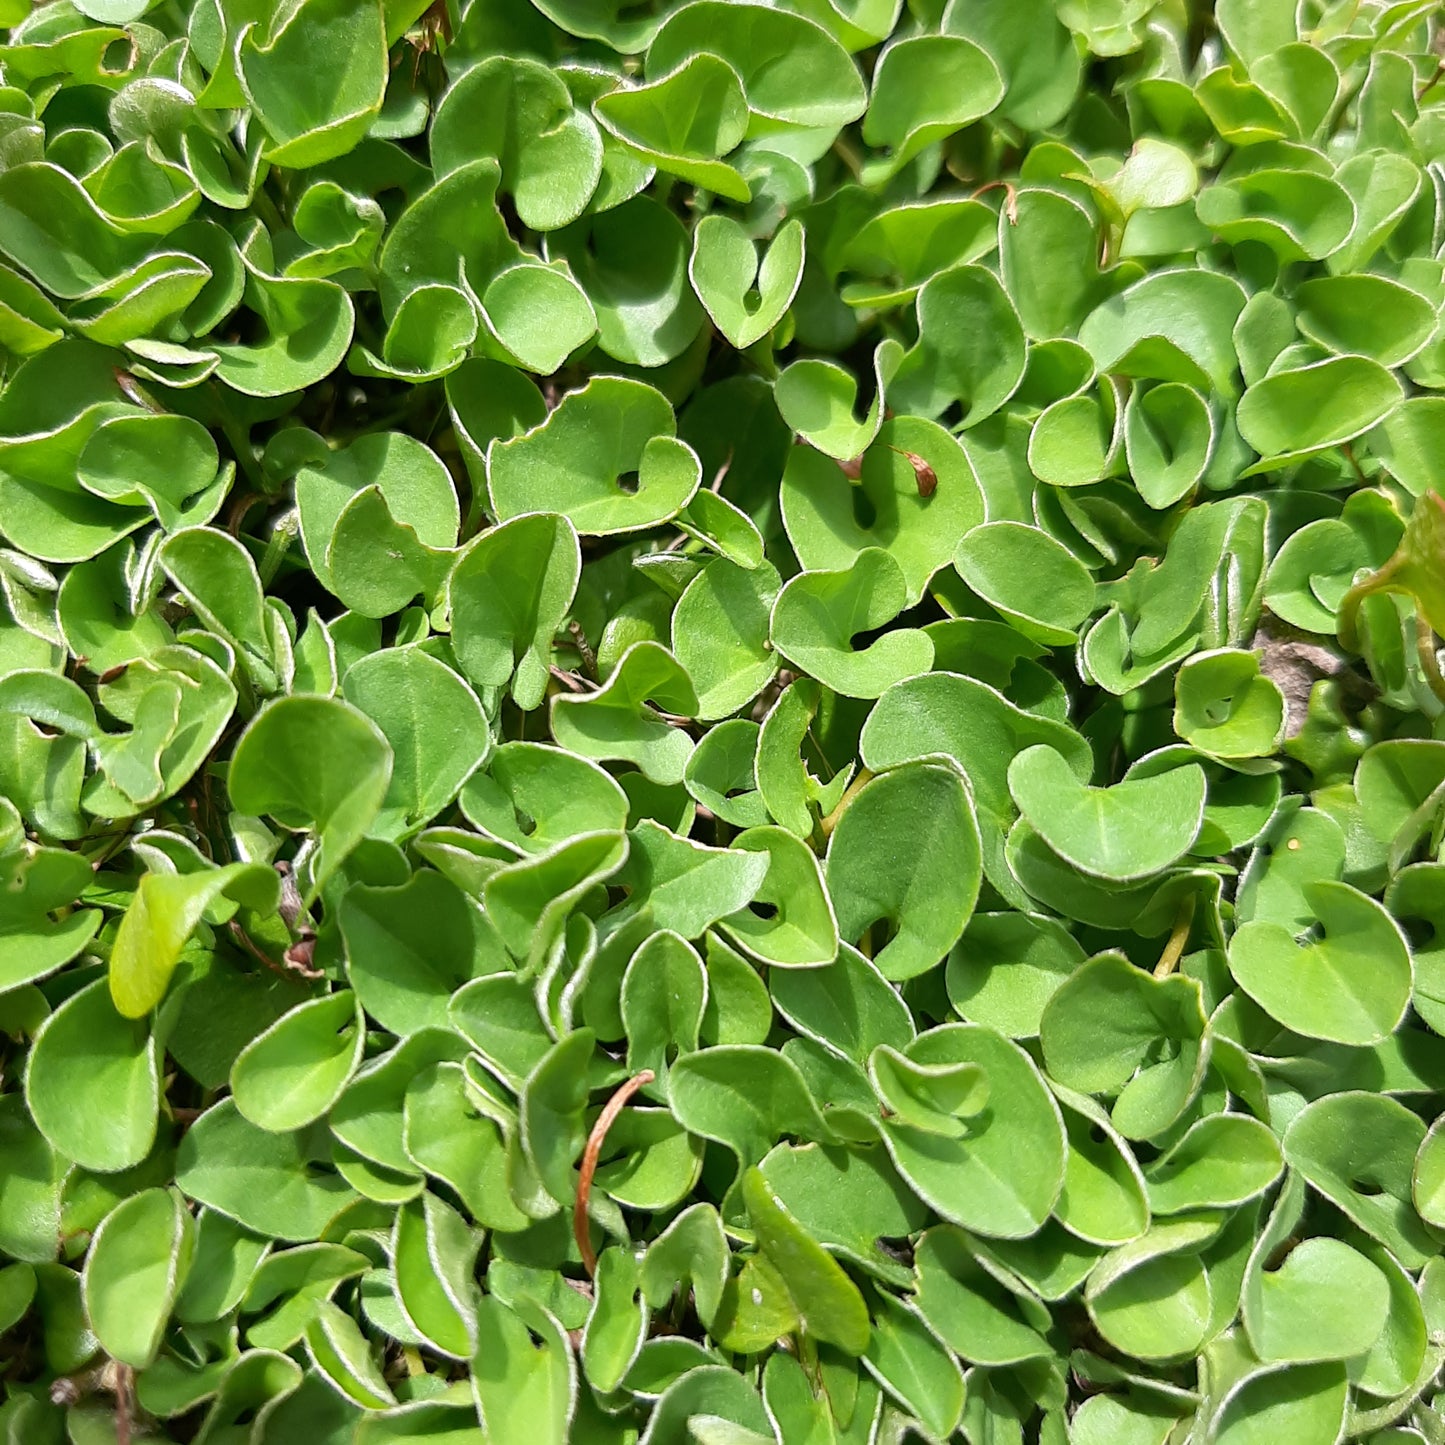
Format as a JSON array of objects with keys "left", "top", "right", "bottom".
[
  {"left": 114, "top": 1364, "right": 133, "bottom": 1445},
  {"left": 215, "top": 408, "right": 267, "bottom": 495},
  {"left": 819, "top": 767, "right": 874, "bottom": 840},
  {"left": 568, "top": 619, "right": 598, "bottom": 681},
  {"left": 970, "top": 179, "right": 1019, "bottom": 224},
  {"left": 1154, "top": 894, "right": 1197, "bottom": 979},
  {"left": 1415, "top": 612, "right": 1445, "bottom": 707},
  {"left": 1337, "top": 556, "right": 1400, "bottom": 653},
  {"left": 574, "top": 1069, "right": 655, "bottom": 1277}
]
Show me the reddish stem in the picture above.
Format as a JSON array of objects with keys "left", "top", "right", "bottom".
[{"left": 574, "top": 1070, "right": 655, "bottom": 1276}]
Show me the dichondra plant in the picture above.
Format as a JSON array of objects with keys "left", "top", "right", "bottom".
[{"left": 0, "top": 0, "right": 1444, "bottom": 1443}]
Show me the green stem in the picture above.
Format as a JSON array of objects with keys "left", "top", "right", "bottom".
[{"left": 1415, "top": 613, "right": 1445, "bottom": 708}]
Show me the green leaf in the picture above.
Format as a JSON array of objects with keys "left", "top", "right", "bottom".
[
  {"left": 1007, "top": 747, "right": 1205, "bottom": 882},
  {"left": 946, "top": 911, "right": 1086, "bottom": 1039},
  {"left": 1228, "top": 881, "right": 1413, "bottom": 1046},
  {"left": 942, "top": 0, "right": 1080, "bottom": 128},
  {"left": 228, "top": 695, "right": 393, "bottom": 904},
  {"left": 25, "top": 978, "right": 158, "bottom": 1173},
  {"left": 176, "top": 1100, "right": 357, "bottom": 1241},
  {"left": 740, "top": 1166, "right": 870, "bottom": 1355},
  {"left": 296, "top": 432, "right": 460, "bottom": 602},
  {"left": 472, "top": 1295, "right": 575, "bottom": 1441},
  {"left": 717, "top": 825, "right": 839, "bottom": 968},
  {"left": 647, "top": 2, "right": 867, "bottom": 134},
  {"left": 954, "top": 522, "right": 1096, "bottom": 645},
  {"left": 689, "top": 216, "right": 804, "bottom": 349},
  {"left": 781, "top": 417, "right": 985, "bottom": 607},
  {"left": 392, "top": 1191, "right": 480, "bottom": 1358},
  {"left": 672, "top": 560, "right": 780, "bottom": 722},
  {"left": 431, "top": 56, "right": 602, "bottom": 231},
  {"left": 341, "top": 646, "right": 489, "bottom": 838},
  {"left": 110, "top": 861, "right": 280, "bottom": 1018},
  {"left": 862, "top": 36, "right": 1003, "bottom": 178},
  {"left": 825, "top": 761, "right": 981, "bottom": 981},
  {"left": 1039, "top": 953, "right": 1208, "bottom": 1140},
  {"left": 461, "top": 741, "right": 629, "bottom": 855},
  {"left": 550, "top": 642, "right": 698, "bottom": 785},
  {"left": 81, "top": 1187, "right": 193, "bottom": 1368},
  {"left": 489, "top": 378, "right": 701, "bottom": 536},
  {"left": 238, "top": 0, "right": 387, "bottom": 167},
  {"left": 305, "top": 1298, "right": 396, "bottom": 1410},
  {"left": 771, "top": 548, "right": 933, "bottom": 700},
  {"left": 1144, "top": 1114, "right": 1282, "bottom": 1214},
  {"left": 0, "top": 846, "right": 101, "bottom": 993},
  {"left": 879, "top": 1024, "right": 1066, "bottom": 1238},
  {"left": 890, "top": 265, "right": 1027, "bottom": 426},
  {"left": 230, "top": 991, "right": 364, "bottom": 1132},
  {"left": 1244, "top": 1237, "right": 1391, "bottom": 1364},
  {"left": 1238, "top": 356, "right": 1403, "bottom": 471},
  {"left": 594, "top": 54, "right": 751, "bottom": 203},
  {"left": 614, "top": 820, "right": 769, "bottom": 939},
  {"left": 449, "top": 512, "right": 580, "bottom": 711},
  {"left": 775, "top": 341, "right": 903, "bottom": 462},
  {"left": 1174, "top": 649, "right": 1285, "bottom": 761},
  {"left": 1283, "top": 1091, "right": 1436, "bottom": 1267},
  {"left": 861, "top": 671, "right": 1093, "bottom": 904},
  {"left": 669, "top": 1044, "right": 833, "bottom": 1182}
]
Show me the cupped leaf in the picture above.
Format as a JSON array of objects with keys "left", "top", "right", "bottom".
[
  {"left": 942, "top": 0, "right": 1081, "bottom": 128},
  {"left": 238, "top": 0, "right": 386, "bottom": 166},
  {"left": 1237, "top": 356, "right": 1403, "bottom": 469},
  {"left": 825, "top": 760, "right": 981, "bottom": 981},
  {"left": 646, "top": 2, "right": 867, "bottom": 135},
  {"left": 774, "top": 340, "right": 902, "bottom": 461},
  {"left": 741, "top": 1166, "right": 870, "bottom": 1355},
  {"left": 550, "top": 641, "right": 698, "bottom": 785},
  {"left": 1007, "top": 746, "right": 1205, "bottom": 882},
  {"left": 1195, "top": 168, "right": 1355, "bottom": 263},
  {"left": 594, "top": 54, "right": 751, "bottom": 203},
  {"left": 862, "top": 35, "right": 1003, "bottom": 177},
  {"left": 231, "top": 992, "right": 364, "bottom": 1133},
  {"left": 341, "top": 646, "right": 488, "bottom": 839},
  {"left": 781, "top": 416, "right": 985, "bottom": 607},
  {"left": 689, "top": 215, "right": 804, "bottom": 349},
  {"left": 889, "top": 264, "right": 1027, "bottom": 427},
  {"left": 227, "top": 696, "right": 393, "bottom": 904},
  {"left": 449, "top": 511, "right": 580, "bottom": 712},
  {"left": 1283, "top": 1091, "right": 1437, "bottom": 1269},
  {"left": 878, "top": 1023, "right": 1066, "bottom": 1238},
  {"left": 953, "top": 522, "right": 1096, "bottom": 645},
  {"left": 1039, "top": 952, "right": 1209, "bottom": 1140},
  {"left": 672, "top": 559, "right": 781, "bottom": 721},
  {"left": 717, "top": 825, "right": 839, "bottom": 968},
  {"left": 110, "top": 860, "right": 281, "bottom": 1018},
  {"left": 431, "top": 55, "right": 603, "bottom": 231},
  {"left": 461, "top": 742, "right": 629, "bottom": 855}
]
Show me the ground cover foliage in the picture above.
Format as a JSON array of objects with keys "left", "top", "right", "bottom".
[{"left": 3, "top": 0, "right": 1445, "bottom": 1441}]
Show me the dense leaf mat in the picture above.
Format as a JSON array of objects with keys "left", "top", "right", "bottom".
[{"left": 2, "top": 0, "right": 1445, "bottom": 1440}]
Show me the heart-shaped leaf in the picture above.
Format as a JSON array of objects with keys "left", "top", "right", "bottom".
[
  {"left": 689, "top": 215, "right": 804, "bottom": 349},
  {"left": 489, "top": 378, "right": 702, "bottom": 536},
  {"left": 1228, "top": 880, "right": 1412, "bottom": 1045},
  {"left": 1007, "top": 746, "right": 1205, "bottom": 882},
  {"left": 228, "top": 696, "right": 393, "bottom": 904}
]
